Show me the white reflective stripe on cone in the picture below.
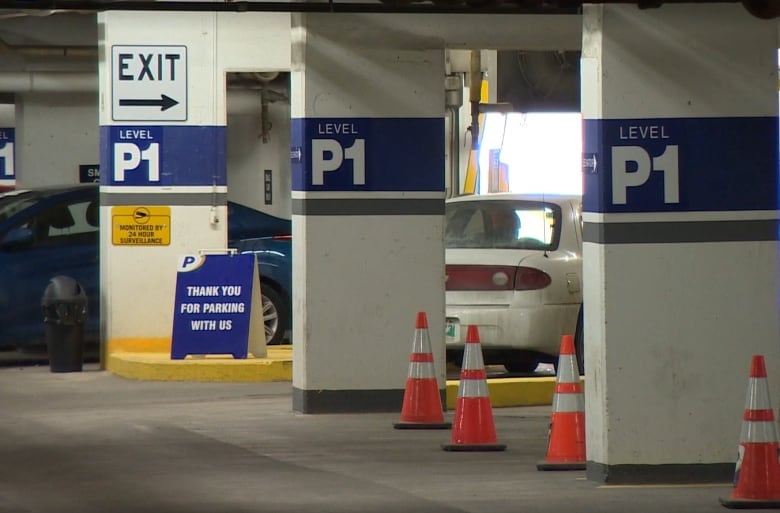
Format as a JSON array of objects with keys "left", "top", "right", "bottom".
[
  {"left": 458, "top": 378, "right": 489, "bottom": 398},
  {"left": 556, "top": 355, "right": 579, "bottom": 383},
  {"left": 462, "top": 346, "right": 486, "bottom": 370},
  {"left": 745, "top": 378, "right": 774, "bottom": 410},
  {"left": 740, "top": 420, "right": 780, "bottom": 443},
  {"left": 407, "top": 362, "right": 436, "bottom": 379},
  {"left": 412, "top": 331, "right": 432, "bottom": 354},
  {"left": 552, "top": 392, "right": 584, "bottom": 413}
]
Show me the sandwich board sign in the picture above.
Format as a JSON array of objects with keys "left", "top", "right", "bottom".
[{"left": 171, "top": 251, "right": 265, "bottom": 359}]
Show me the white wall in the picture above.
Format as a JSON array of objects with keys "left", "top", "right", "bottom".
[
  {"left": 0, "top": 104, "right": 13, "bottom": 126},
  {"left": 15, "top": 92, "right": 98, "bottom": 188},
  {"left": 581, "top": 4, "right": 779, "bottom": 475},
  {"left": 226, "top": 100, "right": 291, "bottom": 218}
]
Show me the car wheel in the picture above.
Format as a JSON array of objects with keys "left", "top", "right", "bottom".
[
  {"left": 446, "top": 350, "right": 464, "bottom": 369},
  {"left": 504, "top": 355, "right": 540, "bottom": 373},
  {"left": 262, "top": 286, "right": 288, "bottom": 345},
  {"left": 574, "top": 305, "right": 584, "bottom": 375}
]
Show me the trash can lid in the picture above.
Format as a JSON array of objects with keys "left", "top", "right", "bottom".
[{"left": 41, "top": 275, "right": 87, "bottom": 305}]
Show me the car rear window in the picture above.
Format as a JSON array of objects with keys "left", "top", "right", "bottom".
[
  {"left": 0, "top": 190, "right": 41, "bottom": 223},
  {"left": 445, "top": 199, "right": 562, "bottom": 250}
]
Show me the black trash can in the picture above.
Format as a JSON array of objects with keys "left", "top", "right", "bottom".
[{"left": 41, "top": 276, "right": 88, "bottom": 373}]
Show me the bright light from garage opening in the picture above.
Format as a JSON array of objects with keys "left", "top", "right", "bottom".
[{"left": 478, "top": 112, "right": 582, "bottom": 196}]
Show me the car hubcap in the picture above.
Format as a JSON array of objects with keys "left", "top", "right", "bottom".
[{"left": 262, "top": 294, "right": 279, "bottom": 341}]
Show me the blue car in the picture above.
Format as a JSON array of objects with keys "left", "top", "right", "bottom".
[{"left": 0, "top": 184, "right": 292, "bottom": 350}]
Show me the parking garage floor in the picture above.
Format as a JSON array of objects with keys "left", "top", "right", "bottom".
[{"left": 0, "top": 362, "right": 737, "bottom": 513}]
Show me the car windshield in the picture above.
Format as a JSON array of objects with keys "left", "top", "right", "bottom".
[
  {"left": 445, "top": 199, "right": 561, "bottom": 250},
  {"left": 0, "top": 190, "right": 42, "bottom": 224}
]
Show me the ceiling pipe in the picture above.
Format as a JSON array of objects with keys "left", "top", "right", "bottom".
[
  {"left": 0, "top": 0, "right": 774, "bottom": 18},
  {"left": 0, "top": 72, "right": 287, "bottom": 98},
  {"left": 10, "top": 46, "right": 97, "bottom": 58},
  {"left": 252, "top": 71, "right": 280, "bottom": 83},
  {"left": 0, "top": 34, "right": 97, "bottom": 59},
  {"left": 226, "top": 87, "right": 289, "bottom": 115},
  {"left": 0, "top": 72, "right": 97, "bottom": 93}
]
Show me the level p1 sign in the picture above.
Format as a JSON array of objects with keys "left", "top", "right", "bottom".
[
  {"left": 171, "top": 253, "right": 265, "bottom": 359},
  {"left": 0, "top": 128, "right": 14, "bottom": 190}
]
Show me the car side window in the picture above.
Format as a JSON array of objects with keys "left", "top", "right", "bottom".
[{"left": 19, "top": 199, "right": 98, "bottom": 248}]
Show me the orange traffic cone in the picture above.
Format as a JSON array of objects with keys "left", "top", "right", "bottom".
[
  {"left": 537, "top": 334, "right": 585, "bottom": 470},
  {"left": 720, "top": 355, "right": 780, "bottom": 508},
  {"left": 393, "top": 312, "right": 451, "bottom": 430},
  {"left": 442, "top": 325, "right": 506, "bottom": 451}
]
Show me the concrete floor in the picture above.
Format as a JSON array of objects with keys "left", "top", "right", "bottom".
[{"left": 0, "top": 362, "right": 735, "bottom": 513}]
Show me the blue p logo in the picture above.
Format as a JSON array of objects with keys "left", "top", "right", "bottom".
[{"left": 178, "top": 255, "right": 203, "bottom": 272}]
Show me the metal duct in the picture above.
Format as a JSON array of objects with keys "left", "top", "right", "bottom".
[
  {"left": 226, "top": 88, "right": 289, "bottom": 115},
  {"left": 0, "top": 72, "right": 97, "bottom": 92},
  {"left": 0, "top": 73, "right": 290, "bottom": 102}
]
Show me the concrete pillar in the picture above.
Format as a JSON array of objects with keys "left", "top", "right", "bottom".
[
  {"left": 15, "top": 92, "right": 98, "bottom": 188},
  {"left": 581, "top": 5, "right": 779, "bottom": 483},
  {"left": 290, "top": 14, "right": 446, "bottom": 412},
  {"left": 98, "top": 12, "right": 290, "bottom": 357}
]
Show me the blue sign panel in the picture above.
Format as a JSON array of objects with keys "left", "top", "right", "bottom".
[
  {"left": 171, "top": 253, "right": 261, "bottom": 359},
  {"left": 583, "top": 117, "right": 779, "bottom": 213},
  {"left": 99, "top": 125, "right": 226, "bottom": 186},
  {"left": 0, "top": 128, "right": 14, "bottom": 184},
  {"left": 291, "top": 117, "right": 444, "bottom": 192}
]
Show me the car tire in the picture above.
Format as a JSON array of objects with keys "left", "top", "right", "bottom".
[
  {"left": 446, "top": 349, "right": 464, "bottom": 369},
  {"left": 262, "top": 285, "right": 288, "bottom": 345},
  {"left": 504, "top": 355, "right": 540, "bottom": 374},
  {"left": 574, "top": 305, "right": 584, "bottom": 375}
]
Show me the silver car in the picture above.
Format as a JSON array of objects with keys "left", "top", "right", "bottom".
[{"left": 445, "top": 193, "right": 583, "bottom": 373}]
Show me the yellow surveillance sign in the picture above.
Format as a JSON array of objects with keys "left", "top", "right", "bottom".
[{"left": 112, "top": 206, "right": 171, "bottom": 246}]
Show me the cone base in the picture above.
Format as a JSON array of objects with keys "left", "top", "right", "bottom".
[
  {"left": 719, "top": 496, "right": 780, "bottom": 509},
  {"left": 537, "top": 460, "right": 586, "bottom": 471},
  {"left": 393, "top": 421, "right": 452, "bottom": 430},
  {"left": 441, "top": 443, "right": 507, "bottom": 452}
]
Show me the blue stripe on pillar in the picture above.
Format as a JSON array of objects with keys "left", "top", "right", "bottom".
[
  {"left": 583, "top": 117, "right": 779, "bottom": 214},
  {"left": 100, "top": 125, "right": 226, "bottom": 186},
  {"left": 291, "top": 118, "right": 444, "bottom": 192},
  {"left": 0, "top": 127, "right": 14, "bottom": 182}
]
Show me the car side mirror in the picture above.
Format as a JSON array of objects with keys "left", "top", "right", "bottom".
[{"left": 0, "top": 227, "right": 34, "bottom": 249}]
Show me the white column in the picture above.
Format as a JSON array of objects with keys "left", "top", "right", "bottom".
[
  {"left": 581, "top": 4, "right": 779, "bottom": 483},
  {"left": 98, "top": 11, "right": 290, "bottom": 357},
  {"left": 291, "top": 13, "right": 446, "bottom": 412}
]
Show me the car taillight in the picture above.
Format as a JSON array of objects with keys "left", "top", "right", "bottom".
[
  {"left": 445, "top": 265, "right": 551, "bottom": 291},
  {"left": 513, "top": 266, "right": 551, "bottom": 290}
]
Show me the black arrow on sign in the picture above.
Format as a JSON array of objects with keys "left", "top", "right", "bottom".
[{"left": 119, "top": 94, "right": 179, "bottom": 111}]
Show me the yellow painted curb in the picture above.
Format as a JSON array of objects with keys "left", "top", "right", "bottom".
[
  {"left": 106, "top": 345, "right": 293, "bottom": 382},
  {"left": 107, "top": 337, "right": 172, "bottom": 353},
  {"left": 106, "top": 344, "right": 572, "bottom": 409},
  {"left": 445, "top": 377, "right": 557, "bottom": 410}
]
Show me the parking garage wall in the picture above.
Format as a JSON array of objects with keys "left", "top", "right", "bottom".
[{"left": 16, "top": 92, "right": 98, "bottom": 188}]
